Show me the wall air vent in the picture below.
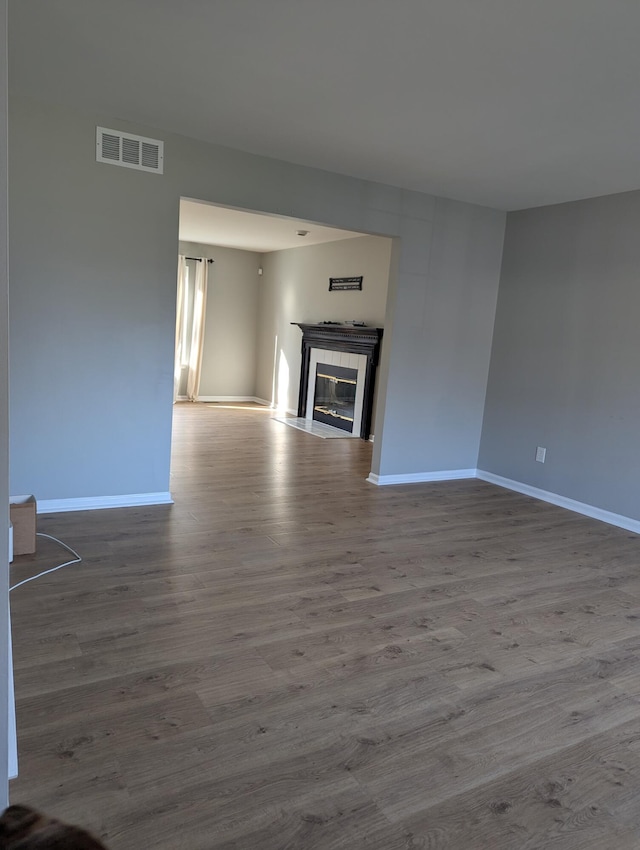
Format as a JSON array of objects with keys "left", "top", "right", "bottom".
[{"left": 96, "top": 127, "right": 164, "bottom": 174}]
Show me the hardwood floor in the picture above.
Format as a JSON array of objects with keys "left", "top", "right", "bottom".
[{"left": 9, "top": 402, "right": 640, "bottom": 848}]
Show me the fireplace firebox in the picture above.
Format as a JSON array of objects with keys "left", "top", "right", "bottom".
[
  {"left": 313, "top": 363, "right": 358, "bottom": 432},
  {"left": 293, "top": 323, "right": 383, "bottom": 440}
]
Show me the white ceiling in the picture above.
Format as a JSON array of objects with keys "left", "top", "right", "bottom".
[
  {"left": 9, "top": 0, "right": 640, "bottom": 210},
  {"left": 179, "top": 200, "right": 363, "bottom": 253}
]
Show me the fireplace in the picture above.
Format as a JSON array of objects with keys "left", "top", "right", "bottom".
[{"left": 294, "top": 323, "right": 383, "bottom": 439}]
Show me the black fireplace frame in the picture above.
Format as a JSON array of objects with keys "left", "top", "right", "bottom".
[{"left": 293, "top": 323, "right": 383, "bottom": 440}]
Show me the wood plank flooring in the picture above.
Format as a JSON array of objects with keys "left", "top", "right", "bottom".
[{"left": 8, "top": 401, "right": 640, "bottom": 848}]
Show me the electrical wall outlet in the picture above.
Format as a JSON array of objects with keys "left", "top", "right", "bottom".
[{"left": 535, "top": 446, "right": 546, "bottom": 463}]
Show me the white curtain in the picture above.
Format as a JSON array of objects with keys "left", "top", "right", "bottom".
[
  {"left": 173, "top": 256, "right": 209, "bottom": 402},
  {"left": 186, "top": 258, "right": 208, "bottom": 401},
  {"left": 173, "top": 256, "right": 187, "bottom": 402}
]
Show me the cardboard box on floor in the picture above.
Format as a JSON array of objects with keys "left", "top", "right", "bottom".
[{"left": 10, "top": 495, "right": 36, "bottom": 556}]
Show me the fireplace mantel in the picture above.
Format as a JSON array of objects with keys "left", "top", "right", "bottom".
[{"left": 293, "top": 323, "right": 383, "bottom": 440}]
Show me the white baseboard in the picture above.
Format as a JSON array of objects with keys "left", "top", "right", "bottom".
[
  {"left": 476, "top": 470, "right": 640, "bottom": 534},
  {"left": 198, "top": 395, "right": 270, "bottom": 405},
  {"left": 367, "top": 466, "right": 640, "bottom": 533},
  {"left": 367, "top": 469, "right": 477, "bottom": 486},
  {"left": 37, "top": 492, "right": 174, "bottom": 514}
]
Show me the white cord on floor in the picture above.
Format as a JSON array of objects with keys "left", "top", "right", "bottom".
[{"left": 10, "top": 532, "right": 82, "bottom": 592}]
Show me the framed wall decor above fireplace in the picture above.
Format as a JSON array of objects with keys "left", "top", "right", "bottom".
[{"left": 293, "top": 323, "right": 383, "bottom": 440}]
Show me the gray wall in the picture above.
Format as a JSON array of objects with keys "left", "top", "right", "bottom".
[
  {"left": 179, "top": 241, "right": 260, "bottom": 399},
  {"left": 255, "top": 235, "right": 392, "bottom": 421},
  {"left": 9, "top": 94, "right": 506, "bottom": 502},
  {"left": 479, "top": 190, "right": 640, "bottom": 521},
  {"left": 0, "top": 0, "right": 9, "bottom": 804},
  {"left": 10, "top": 98, "right": 177, "bottom": 501},
  {"left": 374, "top": 200, "right": 505, "bottom": 475}
]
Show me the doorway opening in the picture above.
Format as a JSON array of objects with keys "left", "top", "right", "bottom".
[{"left": 172, "top": 197, "right": 393, "bottom": 450}]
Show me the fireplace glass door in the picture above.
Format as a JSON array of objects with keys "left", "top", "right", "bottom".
[{"left": 313, "top": 363, "right": 358, "bottom": 432}]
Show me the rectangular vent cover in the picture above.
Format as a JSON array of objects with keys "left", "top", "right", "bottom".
[{"left": 96, "top": 127, "right": 164, "bottom": 174}]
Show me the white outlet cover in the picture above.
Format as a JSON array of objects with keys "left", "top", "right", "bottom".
[{"left": 535, "top": 446, "right": 547, "bottom": 463}]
